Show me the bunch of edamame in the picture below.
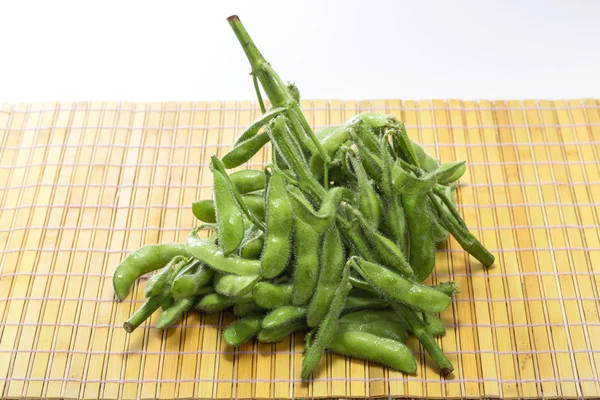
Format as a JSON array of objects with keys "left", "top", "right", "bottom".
[{"left": 112, "top": 15, "right": 494, "bottom": 379}]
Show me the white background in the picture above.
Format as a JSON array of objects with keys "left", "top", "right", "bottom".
[{"left": 0, "top": 0, "right": 598, "bottom": 102}]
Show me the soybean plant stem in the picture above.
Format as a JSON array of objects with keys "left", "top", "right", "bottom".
[
  {"left": 433, "top": 185, "right": 467, "bottom": 228},
  {"left": 427, "top": 191, "right": 494, "bottom": 267},
  {"left": 252, "top": 73, "right": 266, "bottom": 114},
  {"left": 124, "top": 291, "right": 169, "bottom": 333},
  {"left": 391, "top": 302, "right": 454, "bottom": 376},
  {"left": 228, "top": 15, "right": 330, "bottom": 188}
]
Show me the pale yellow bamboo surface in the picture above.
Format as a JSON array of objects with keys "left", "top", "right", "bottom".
[{"left": 0, "top": 99, "right": 599, "bottom": 400}]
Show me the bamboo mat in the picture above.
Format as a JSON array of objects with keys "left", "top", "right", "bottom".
[{"left": 0, "top": 99, "right": 599, "bottom": 400}]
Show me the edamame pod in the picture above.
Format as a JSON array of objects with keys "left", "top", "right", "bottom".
[
  {"left": 261, "top": 172, "right": 293, "bottom": 278},
  {"left": 257, "top": 320, "right": 307, "bottom": 343},
  {"left": 113, "top": 243, "right": 188, "bottom": 301},
  {"left": 352, "top": 258, "right": 451, "bottom": 314},
  {"left": 156, "top": 298, "right": 195, "bottom": 329},
  {"left": 306, "top": 227, "right": 345, "bottom": 327},
  {"left": 214, "top": 274, "right": 260, "bottom": 297},
  {"left": 410, "top": 139, "right": 440, "bottom": 172},
  {"left": 211, "top": 161, "right": 245, "bottom": 256},
  {"left": 143, "top": 255, "right": 188, "bottom": 298},
  {"left": 233, "top": 106, "right": 286, "bottom": 145},
  {"left": 288, "top": 186, "right": 352, "bottom": 234},
  {"left": 301, "top": 261, "right": 352, "bottom": 378},
  {"left": 420, "top": 313, "right": 446, "bottom": 336},
  {"left": 171, "top": 263, "right": 215, "bottom": 299},
  {"left": 233, "top": 301, "right": 265, "bottom": 317},
  {"left": 431, "top": 161, "right": 466, "bottom": 184},
  {"left": 336, "top": 320, "right": 409, "bottom": 343},
  {"left": 192, "top": 195, "right": 266, "bottom": 225},
  {"left": 196, "top": 292, "right": 253, "bottom": 313},
  {"left": 187, "top": 231, "right": 260, "bottom": 275},
  {"left": 339, "top": 309, "right": 404, "bottom": 325},
  {"left": 222, "top": 131, "right": 270, "bottom": 168},
  {"left": 229, "top": 169, "right": 267, "bottom": 194},
  {"left": 402, "top": 194, "right": 436, "bottom": 282},
  {"left": 239, "top": 228, "right": 264, "bottom": 259},
  {"left": 327, "top": 331, "right": 417, "bottom": 374},
  {"left": 262, "top": 306, "right": 306, "bottom": 329},
  {"left": 342, "top": 295, "right": 387, "bottom": 312},
  {"left": 391, "top": 302, "right": 453, "bottom": 376},
  {"left": 223, "top": 316, "right": 263, "bottom": 346},
  {"left": 349, "top": 155, "right": 381, "bottom": 229},
  {"left": 291, "top": 218, "right": 321, "bottom": 305},
  {"left": 252, "top": 282, "right": 293, "bottom": 309}
]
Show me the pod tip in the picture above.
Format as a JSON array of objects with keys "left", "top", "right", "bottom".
[{"left": 227, "top": 15, "right": 240, "bottom": 22}]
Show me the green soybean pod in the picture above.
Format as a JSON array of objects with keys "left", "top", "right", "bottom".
[
  {"left": 291, "top": 218, "right": 321, "bottom": 306},
  {"left": 379, "top": 137, "right": 407, "bottom": 247},
  {"left": 211, "top": 163, "right": 245, "bottom": 256},
  {"left": 410, "top": 139, "right": 440, "bottom": 172},
  {"left": 354, "top": 211, "right": 414, "bottom": 280},
  {"left": 239, "top": 233, "right": 264, "bottom": 259},
  {"left": 192, "top": 190, "right": 268, "bottom": 225},
  {"left": 391, "top": 302, "right": 453, "bottom": 376},
  {"left": 187, "top": 230, "right": 261, "bottom": 276},
  {"left": 288, "top": 186, "right": 352, "bottom": 234},
  {"left": 327, "top": 331, "right": 417, "bottom": 374},
  {"left": 303, "top": 125, "right": 343, "bottom": 154},
  {"left": 389, "top": 122, "right": 420, "bottom": 167},
  {"left": 308, "top": 125, "right": 351, "bottom": 177},
  {"left": 420, "top": 313, "right": 446, "bottom": 336},
  {"left": 339, "top": 309, "right": 404, "bottom": 325},
  {"left": 196, "top": 292, "right": 252, "bottom": 313},
  {"left": 240, "top": 194, "right": 266, "bottom": 221},
  {"left": 261, "top": 172, "right": 293, "bottom": 279},
  {"left": 229, "top": 169, "right": 267, "bottom": 194},
  {"left": 306, "top": 227, "right": 345, "bottom": 328},
  {"left": 402, "top": 194, "right": 436, "bottom": 282},
  {"left": 348, "top": 112, "right": 389, "bottom": 130},
  {"left": 156, "top": 298, "right": 195, "bottom": 330},
  {"left": 349, "top": 155, "right": 381, "bottom": 229},
  {"left": 233, "top": 301, "right": 265, "bottom": 317},
  {"left": 340, "top": 226, "right": 379, "bottom": 263},
  {"left": 257, "top": 320, "right": 307, "bottom": 343},
  {"left": 191, "top": 199, "right": 218, "bottom": 223},
  {"left": 143, "top": 255, "right": 187, "bottom": 298},
  {"left": 431, "top": 161, "right": 466, "bottom": 185},
  {"left": 161, "top": 296, "right": 175, "bottom": 311},
  {"left": 233, "top": 106, "right": 286, "bottom": 145},
  {"left": 113, "top": 243, "right": 188, "bottom": 301},
  {"left": 171, "top": 264, "right": 214, "bottom": 299},
  {"left": 222, "top": 131, "right": 270, "bottom": 169},
  {"left": 342, "top": 295, "right": 387, "bottom": 312},
  {"left": 223, "top": 316, "right": 263, "bottom": 346},
  {"left": 427, "top": 197, "right": 449, "bottom": 244},
  {"left": 286, "top": 82, "right": 300, "bottom": 103},
  {"left": 195, "top": 194, "right": 266, "bottom": 225},
  {"left": 252, "top": 282, "right": 293, "bottom": 309},
  {"left": 262, "top": 306, "right": 306, "bottom": 329},
  {"left": 336, "top": 320, "right": 409, "bottom": 343},
  {"left": 214, "top": 274, "right": 260, "bottom": 297},
  {"left": 240, "top": 238, "right": 264, "bottom": 259},
  {"left": 352, "top": 258, "right": 451, "bottom": 314},
  {"left": 301, "top": 260, "right": 352, "bottom": 379}
]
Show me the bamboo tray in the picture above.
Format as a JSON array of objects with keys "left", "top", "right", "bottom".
[{"left": 0, "top": 99, "right": 599, "bottom": 399}]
